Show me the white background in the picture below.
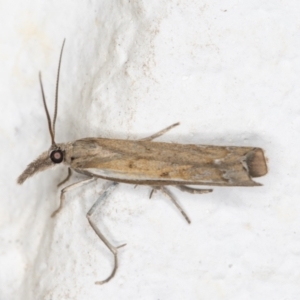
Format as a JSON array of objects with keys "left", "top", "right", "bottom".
[{"left": 1, "top": 1, "right": 300, "bottom": 299}]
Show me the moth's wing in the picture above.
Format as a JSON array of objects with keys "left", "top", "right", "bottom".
[{"left": 68, "top": 138, "right": 267, "bottom": 186}]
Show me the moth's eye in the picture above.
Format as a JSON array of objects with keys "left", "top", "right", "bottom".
[{"left": 50, "top": 149, "right": 64, "bottom": 164}]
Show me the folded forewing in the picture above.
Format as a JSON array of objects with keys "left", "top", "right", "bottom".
[{"left": 68, "top": 138, "right": 267, "bottom": 186}]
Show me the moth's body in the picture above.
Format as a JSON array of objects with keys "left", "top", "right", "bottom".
[
  {"left": 17, "top": 40, "right": 268, "bottom": 284},
  {"left": 18, "top": 137, "right": 267, "bottom": 187},
  {"left": 69, "top": 138, "right": 266, "bottom": 186}
]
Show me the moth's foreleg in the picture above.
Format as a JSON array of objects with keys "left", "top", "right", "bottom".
[
  {"left": 51, "top": 177, "right": 96, "bottom": 217},
  {"left": 139, "top": 122, "right": 180, "bottom": 142},
  {"left": 175, "top": 185, "right": 213, "bottom": 194},
  {"left": 57, "top": 167, "right": 72, "bottom": 187},
  {"left": 151, "top": 186, "right": 191, "bottom": 224},
  {"left": 86, "top": 181, "right": 126, "bottom": 284}
]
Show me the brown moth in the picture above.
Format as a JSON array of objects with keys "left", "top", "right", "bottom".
[{"left": 17, "top": 40, "right": 268, "bottom": 284}]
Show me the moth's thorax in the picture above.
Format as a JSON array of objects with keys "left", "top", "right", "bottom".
[
  {"left": 56, "top": 142, "right": 73, "bottom": 164},
  {"left": 64, "top": 138, "right": 120, "bottom": 167}
]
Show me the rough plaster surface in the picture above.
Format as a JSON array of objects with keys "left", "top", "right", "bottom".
[{"left": 1, "top": 1, "right": 300, "bottom": 299}]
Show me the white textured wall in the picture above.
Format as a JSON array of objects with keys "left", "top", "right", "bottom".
[{"left": 1, "top": 1, "right": 300, "bottom": 299}]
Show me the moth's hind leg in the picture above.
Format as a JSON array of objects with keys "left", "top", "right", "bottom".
[
  {"left": 175, "top": 185, "right": 213, "bottom": 194},
  {"left": 51, "top": 177, "right": 96, "bottom": 217},
  {"left": 86, "top": 182, "right": 126, "bottom": 284},
  {"left": 139, "top": 122, "right": 180, "bottom": 141},
  {"left": 151, "top": 186, "right": 191, "bottom": 224}
]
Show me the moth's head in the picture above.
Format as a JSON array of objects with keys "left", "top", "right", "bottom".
[
  {"left": 17, "top": 145, "right": 65, "bottom": 184},
  {"left": 17, "top": 39, "right": 66, "bottom": 185}
]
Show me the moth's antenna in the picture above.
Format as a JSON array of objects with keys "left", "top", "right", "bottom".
[
  {"left": 38, "top": 39, "right": 66, "bottom": 148},
  {"left": 53, "top": 38, "right": 66, "bottom": 141},
  {"left": 39, "top": 72, "right": 55, "bottom": 146}
]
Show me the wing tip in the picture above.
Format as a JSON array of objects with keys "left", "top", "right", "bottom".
[{"left": 246, "top": 148, "right": 268, "bottom": 178}]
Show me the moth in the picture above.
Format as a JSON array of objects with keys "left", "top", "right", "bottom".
[{"left": 17, "top": 40, "right": 268, "bottom": 284}]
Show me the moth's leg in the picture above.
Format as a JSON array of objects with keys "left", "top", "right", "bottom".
[
  {"left": 152, "top": 186, "right": 191, "bottom": 224},
  {"left": 175, "top": 185, "right": 213, "bottom": 194},
  {"left": 57, "top": 167, "right": 72, "bottom": 187},
  {"left": 149, "top": 188, "right": 155, "bottom": 199},
  {"left": 139, "top": 122, "right": 180, "bottom": 142},
  {"left": 51, "top": 177, "right": 96, "bottom": 217},
  {"left": 86, "top": 181, "right": 126, "bottom": 285}
]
